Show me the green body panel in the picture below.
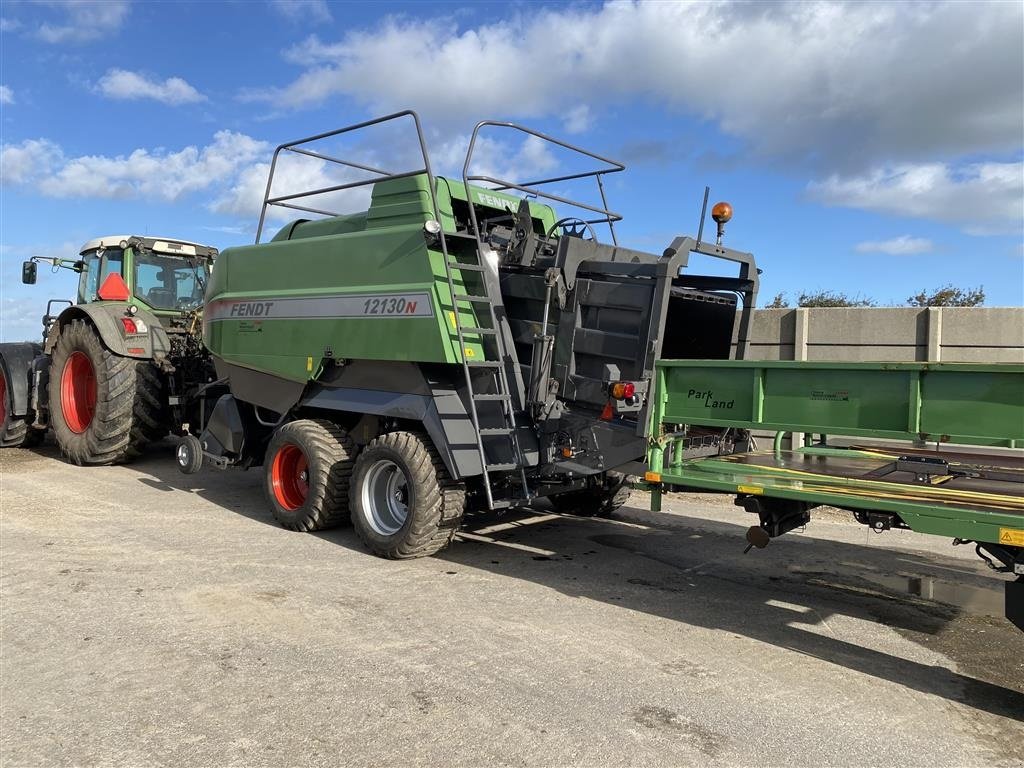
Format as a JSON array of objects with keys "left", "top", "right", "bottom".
[
  {"left": 206, "top": 228, "right": 459, "bottom": 383},
  {"left": 646, "top": 359, "right": 1024, "bottom": 545},
  {"left": 205, "top": 174, "right": 558, "bottom": 384},
  {"left": 653, "top": 360, "right": 1024, "bottom": 447}
]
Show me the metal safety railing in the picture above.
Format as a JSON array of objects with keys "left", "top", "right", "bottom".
[
  {"left": 461, "top": 121, "right": 626, "bottom": 248},
  {"left": 254, "top": 110, "right": 445, "bottom": 244}
]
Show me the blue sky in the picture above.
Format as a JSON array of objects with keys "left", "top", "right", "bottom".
[{"left": 1, "top": 0, "right": 1022, "bottom": 341}]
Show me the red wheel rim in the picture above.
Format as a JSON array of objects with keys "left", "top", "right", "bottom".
[
  {"left": 0, "top": 371, "right": 7, "bottom": 425},
  {"left": 271, "top": 443, "right": 308, "bottom": 510},
  {"left": 60, "top": 351, "right": 97, "bottom": 434}
]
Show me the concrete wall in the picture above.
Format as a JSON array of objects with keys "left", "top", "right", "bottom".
[{"left": 733, "top": 307, "right": 1024, "bottom": 363}]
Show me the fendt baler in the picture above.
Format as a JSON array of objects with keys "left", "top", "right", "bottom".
[{"left": 179, "top": 112, "right": 759, "bottom": 557}]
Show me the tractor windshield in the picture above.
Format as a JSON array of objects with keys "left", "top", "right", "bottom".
[
  {"left": 78, "top": 248, "right": 124, "bottom": 303},
  {"left": 134, "top": 251, "right": 206, "bottom": 311}
]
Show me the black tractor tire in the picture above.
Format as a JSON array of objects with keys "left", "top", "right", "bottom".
[
  {"left": 0, "top": 363, "right": 43, "bottom": 448},
  {"left": 264, "top": 419, "right": 356, "bottom": 532},
  {"left": 48, "top": 319, "right": 167, "bottom": 465},
  {"left": 549, "top": 472, "right": 631, "bottom": 518},
  {"left": 349, "top": 431, "right": 466, "bottom": 559}
]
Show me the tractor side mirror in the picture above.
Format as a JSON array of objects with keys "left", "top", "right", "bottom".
[{"left": 21, "top": 261, "right": 37, "bottom": 284}]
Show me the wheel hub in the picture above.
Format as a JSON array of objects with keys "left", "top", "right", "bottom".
[
  {"left": 271, "top": 443, "right": 309, "bottom": 511},
  {"left": 60, "top": 351, "right": 97, "bottom": 434},
  {"left": 362, "top": 459, "right": 410, "bottom": 536}
]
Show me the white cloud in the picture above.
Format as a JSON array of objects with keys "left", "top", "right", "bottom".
[
  {"left": 269, "top": 0, "right": 331, "bottom": 24},
  {"left": 809, "top": 162, "right": 1023, "bottom": 235},
  {"left": 854, "top": 236, "right": 934, "bottom": 255},
  {"left": 35, "top": 0, "right": 130, "bottom": 44},
  {"left": 0, "top": 17, "right": 23, "bottom": 32},
  {"left": 2, "top": 132, "right": 268, "bottom": 202},
  {"left": 0, "top": 139, "right": 63, "bottom": 184},
  {"left": 247, "top": 2, "right": 1022, "bottom": 170},
  {"left": 0, "top": 85, "right": 13, "bottom": 105},
  {"left": 563, "top": 105, "right": 592, "bottom": 135},
  {"left": 97, "top": 69, "right": 206, "bottom": 105},
  {"left": 0, "top": 295, "right": 46, "bottom": 342}
]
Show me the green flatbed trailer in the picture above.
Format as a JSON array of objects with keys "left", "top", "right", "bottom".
[{"left": 643, "top": 360, "right": 1024, "bottom": 629}]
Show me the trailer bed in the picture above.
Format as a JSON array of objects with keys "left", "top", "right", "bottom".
[{"left": 643, "top": 359, "right": 1024, "bottom": 628}]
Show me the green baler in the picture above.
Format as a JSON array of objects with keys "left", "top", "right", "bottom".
[{"left": 183, "top": 111, "right": 758, "bottom": 558}]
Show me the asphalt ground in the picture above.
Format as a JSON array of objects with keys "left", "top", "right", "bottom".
[{"left": 2, "top": 440, "right": 1023, "bottom": 767}]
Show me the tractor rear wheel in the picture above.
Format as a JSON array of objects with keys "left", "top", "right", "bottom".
[
  {"left": 350, "top": 431, "right": 466, "bottom": 559},
  {"left": 549, "top": 472, "right": 631, "bottom": 518},
  {"left": 0, "top": 363, "right": 42, "bottom": 448},
  {"left": 264, "top": 419, "right": 356, "bottom": 531},
  {"left": 48, "top": 319, "right": 166, "bottom": 465}
]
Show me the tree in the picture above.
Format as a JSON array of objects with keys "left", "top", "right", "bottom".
[
  {"left": 797, "top": 290, "right": 876, "bottom": 308},
  {"left": 765, "top": 292, "right": 789, "bottom": 308},
  {"left": 906, "top": 284, "right": 985, "bottom": 307}
]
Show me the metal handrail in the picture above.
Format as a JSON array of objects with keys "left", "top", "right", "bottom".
[
  {"left": 255, "top": 110, "right": 442, "bottom": 243},
  {"left": 461, "top": 121, "right": 626, "bottom": 246}
]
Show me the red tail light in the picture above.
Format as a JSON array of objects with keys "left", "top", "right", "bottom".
[
  {"left": 120, "top": 317, "right": 146, "bottom": 335},
  {"left": 610, "top": 381, "right": 636, "bottom": 400}
]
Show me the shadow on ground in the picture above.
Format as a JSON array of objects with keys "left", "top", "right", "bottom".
[{"left": 115, "top": 442, "right": 1024, "bottom": 725}]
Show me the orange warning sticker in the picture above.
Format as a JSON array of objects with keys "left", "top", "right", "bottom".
[{"left": 998, "top": 528, "right": 1024, "bottom": 546}]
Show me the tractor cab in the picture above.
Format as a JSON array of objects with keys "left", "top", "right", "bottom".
[
  {"left": 72, "top": 236, "right": 217, "bottom": 319},
  {"left": 23, "top": 235, "right": 218, "bottom": 325}
]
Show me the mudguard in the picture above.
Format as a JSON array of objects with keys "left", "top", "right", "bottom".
[
  {"left": 46, "top": 304, "right": 171, "bottom": 361},
  {"left": 0, "top": 342, "right": 43, "bottom": 416}
]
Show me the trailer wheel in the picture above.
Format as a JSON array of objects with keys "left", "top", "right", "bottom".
[
  {"left": 264, "top": 419, "right": 356, "bottom": 531},
  {"left": 550, "top": 472, "right": 631, "bottom": 518},
  {"left": 350, "top": 431, "right": 465, "bottom": 559},
  {"left": 48, "top": 319, "right": 166, "bottom": 465},
  {"left": 0, "top": 363, "right": 42, "bottom": 448}
]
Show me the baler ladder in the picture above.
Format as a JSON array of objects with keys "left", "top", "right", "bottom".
[{"left": 441, "top": 251, "right": 530, "bottom": 510}]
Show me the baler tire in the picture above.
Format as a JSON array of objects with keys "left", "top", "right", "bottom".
[
  {"left": 48, "top": 319, "right": 167, "bottom": 465},
  {"left": 0, "top": 363, "right": 42, "bottom": 449},
  {"left": 350, "top": 431, "right": 465, "bottom": 559},
  {"left": 264, "top": 419, "right": 356, "bottom": 532},
  {"left": 550, "top": 472, "right": 631, "bottom": 518}
]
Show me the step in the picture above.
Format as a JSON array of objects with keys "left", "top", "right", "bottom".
[
  {"left": 479, "top": 427, "right": 514, "bottom": 436},
  {"left": 466, "top": 360, "right": 502, "bottom": 368},
  {"left": 461, "top": 326, "right": 497, "bottom": 335},
  {"left": 448, "top": 261, "right": 486, "bottom": 272},
  {"left": 453, "top": 293, "right": 491, "bottom": 303},
  {"left": 473, "top": 393, "right": 510, "bottom": 401},
  {"left": 485, "top": 462, "right": 520, "bottom": 472}
]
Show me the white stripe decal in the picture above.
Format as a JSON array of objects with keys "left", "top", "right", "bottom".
[{"left": 206, "top": 292, "right": 434, "bottom": 322}]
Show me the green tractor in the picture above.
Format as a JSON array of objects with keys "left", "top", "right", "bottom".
[
  {"left": 0, "top": 235, "right": 222, "bottom": 464},
  {"left": 176, "top": 111, "right": 759, "bottom": 559}
]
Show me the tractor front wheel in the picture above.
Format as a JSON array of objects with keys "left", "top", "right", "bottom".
[
  {"left": 350, "top": 431, "right": 465, "bottom": 559},
  {"left": 263, "top": 419, "right": 356, "bottom": 531},
  {"left": 48, "top": 319, "right": 166, "bottom": 465}
]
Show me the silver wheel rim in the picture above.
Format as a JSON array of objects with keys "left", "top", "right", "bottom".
[
  {"left": 176, "top": 443, "right": 189, "bottom": 466},
  {"left": 361, "top": 459, "right": 409, "bottom": 536}
]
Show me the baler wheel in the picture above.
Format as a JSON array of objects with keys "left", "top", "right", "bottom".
[
  {"left": 48, "top": 319, "right": 166, "bottom": 465},
  {"left": 549, "top": 472, "right": 631, "bottom": 518},
  {"left": 0, "top": 362, "right": 42, "bottom": 448},
  {"left": 263, "top": 419, "right": 355, "bottom": 531},
  {"left": 350, "top": 431, "right": 465, "bottom": 559}
]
